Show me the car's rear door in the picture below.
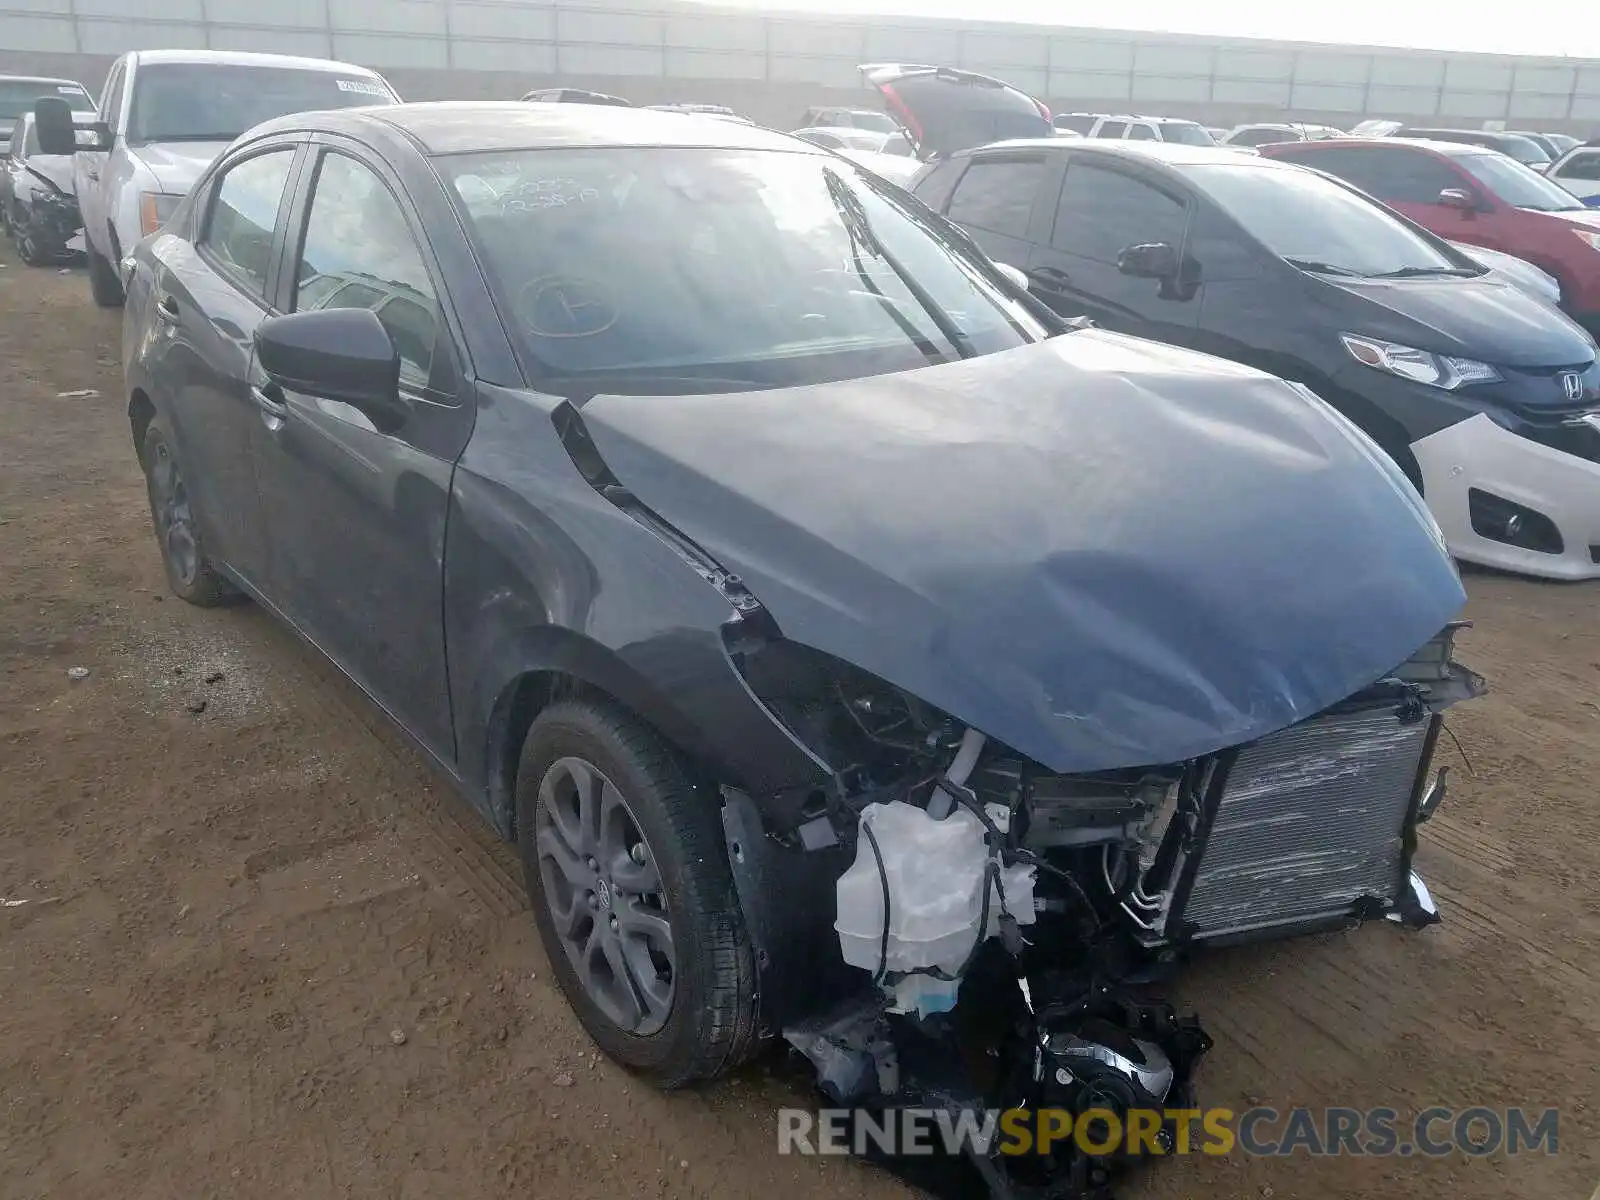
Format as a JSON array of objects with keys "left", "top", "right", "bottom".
[
  {"left": 249, "top": 137, "right": 472, "bottom": 760},
  {"left": 1026, "top": 154, "right": 1201, "bottom": 341},
  {"left": 144, "top": 137, "right": 306, "bottom": 591}
]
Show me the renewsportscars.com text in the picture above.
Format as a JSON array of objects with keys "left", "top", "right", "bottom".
[{"left": 777, "top": 1106, "right": 1558, "bottom": 1159}]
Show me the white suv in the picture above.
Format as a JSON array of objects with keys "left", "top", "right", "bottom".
[
  {"left": 37, "top": 49, "right": 397, "bottom": 307},
  {"left": 1087, "top": 115, "right": 1215, "bottom": 145}
]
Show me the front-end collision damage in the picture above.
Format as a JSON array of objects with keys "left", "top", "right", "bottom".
[
  {"left": 717, "top": 623, "right": 1481, "bottom": 1200},
  {"left": 546, "top": 349, "right": 1486, "bottom": 1199}
]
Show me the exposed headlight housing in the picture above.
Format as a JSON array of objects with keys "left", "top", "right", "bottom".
[
  {"left": 139, "top": 191, "right": 182, "bottom": 236},
  {"left": 1341, "top": 334, "right": 1501, "bottom": 390}
]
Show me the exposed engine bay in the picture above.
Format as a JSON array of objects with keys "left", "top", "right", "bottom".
[{"left": 721, "top": 622, "right": 1483, "bottom": 1199}]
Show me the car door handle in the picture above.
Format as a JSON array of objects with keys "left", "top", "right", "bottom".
[
  {"left": 154, "top": 295, "right": 179, "bottom": 323},
  {"left": 251, "top": 384, "right": 289, "bottom": 421},
  {"left": 1028, "top": 266, "right": 1071, "bottom": 288}
]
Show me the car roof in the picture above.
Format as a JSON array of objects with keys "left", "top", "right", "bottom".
[
  {"left": 126, "top": 49, "right": 380, "bottom": 73},
  {"left": 958, "top": 138, "right": 1270, "bottom": 168},
  {"left": 1268, "top": 136, "right": 1493, "bottom": 159},
  {"left": 0, "top": 74, "right": 83, "bottom": 84},
  {"left": 1399, "top": 127, "right": 1519, "bottom": 144},
  {"left": 252, "top": 101, "right": 821, "bottom": 156}
]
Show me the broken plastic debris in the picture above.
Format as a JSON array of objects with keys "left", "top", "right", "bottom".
[
  {"left": 55, "top": 389, "right": 99, "bottom": 399},
  {"left": 66, "top": 666, "right": 89, "bottom": 680}
]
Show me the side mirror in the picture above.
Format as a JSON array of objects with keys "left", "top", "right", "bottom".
[
  {"left": 994, "top": 262, "right": 1030, "bottom": 292},
  {"left": 34, "top": 97, "right": 110, "bottom": 154},
  {"left": 1437, "top": 187, "right": 1478, "bottom": 212},
  {"left": 255, "top": 308, "right": 407, "bottom": 432},
  {"left": 34, "top": 97, "right": 78, "bottom": 155},
  {"left": 1117, "top": 241, "right": 1180, "bottom": 279}
]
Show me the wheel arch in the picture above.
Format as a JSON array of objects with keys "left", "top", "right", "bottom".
[
  {"left": 479, "top": 629, "right": 738, "bottom": 842},
  {"left": 128, "top": 388, "right": 156, "bottom": 465}
]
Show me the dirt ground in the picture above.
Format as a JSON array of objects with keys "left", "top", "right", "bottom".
[{"left": 0, "top": 242, "right": 1595, "bottom": 1200}]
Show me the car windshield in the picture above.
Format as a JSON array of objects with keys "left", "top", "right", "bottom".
[
  {"left": 127, "top": 63, "right": 394, "bottom": 144},
  {"left": 1191, "top": 163, "right": 1469, "bottom": 277},
  {"left": 1161, "top": 123, "right": 1214, "bottom": 146},
  {"left": 443, "top": 147, "right": 1046, "bottom": 391},
  {"left": 0, "top": 79, "right": 94, "bottom": 120},
  {"left": 1456, "top": 152, "right": 1587, "bottom": 211}
]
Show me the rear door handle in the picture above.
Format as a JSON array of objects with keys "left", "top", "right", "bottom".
[
  {"left": 154, "top": 294, "right": 179, "bottom": 323},
  {"left": 1028, "top": 266, "right": 1071, "bottom": 288}
]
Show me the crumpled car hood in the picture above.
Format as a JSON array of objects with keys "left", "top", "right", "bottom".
[{"left": 578, "top": 331, "right": 1467, "bottom": 774}]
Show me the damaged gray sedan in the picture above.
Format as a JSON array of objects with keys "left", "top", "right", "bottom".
[{"left": 117, "top": 102, "right": 1481, "bottom": 1200}]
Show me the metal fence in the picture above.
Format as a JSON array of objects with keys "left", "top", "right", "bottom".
[{"left": 4, "top": 0, "right": 1600, "bottom": 129}]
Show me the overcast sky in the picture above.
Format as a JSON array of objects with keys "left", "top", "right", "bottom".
[{"left": 727, "top": 0, "right": 1591, "bottom": 58}]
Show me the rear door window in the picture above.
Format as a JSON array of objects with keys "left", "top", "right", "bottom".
[
  {"left": 1096, "top": 120, "right": 1128, "bottom": 139},
  {"left": 1127, "top": 123, "right": 1158, "bottom": 141},
  {"left": 1052, "top": 162, "right": 1188, "bottom": 262},
  {"left": 200, "top": 148, "right": 297, "bottom": 301},
  {"left": 1555, "top": 151, "right": 1600, "bottom": 183},
  {"left": 945, "top": 154, "right": 1048, "bottom": 239}
]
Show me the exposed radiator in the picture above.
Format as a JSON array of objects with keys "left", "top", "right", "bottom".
[{"left": 1176, "top": 704, "right": 1433, "bottom": 940}]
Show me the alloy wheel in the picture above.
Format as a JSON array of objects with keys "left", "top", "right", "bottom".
[{"left": 534, "top": 755, "right": 675, "bottom": 1036}]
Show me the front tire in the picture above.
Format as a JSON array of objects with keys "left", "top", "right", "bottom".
[
  {"left": 516, "top": 698, "right": 758, "bottom": 1088},
  {"left": 140, "top": 416, "right": 238, "bottom": 606},
  {"left": 87, "top": 238, "right": 124, "bottom": 306},
  {"left": 15, "top": 214, "right": 49, "bottom": 266}
]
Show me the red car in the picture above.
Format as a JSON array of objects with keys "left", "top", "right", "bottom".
[{"left": 1261, "top": 137, "right": 1600, "bottom": 332}]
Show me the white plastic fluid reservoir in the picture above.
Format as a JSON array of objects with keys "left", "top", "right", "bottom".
[{"left": 834, "top": 801, "right": 1036, "bottom": 989}]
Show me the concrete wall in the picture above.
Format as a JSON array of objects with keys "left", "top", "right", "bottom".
[{"left": 4, "top": 0, "right": 1599, "bottom": 133}]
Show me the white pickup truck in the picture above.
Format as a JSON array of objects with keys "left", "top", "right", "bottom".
[{"left": 35, "top": 49, "right": 397, "bottom": 307}]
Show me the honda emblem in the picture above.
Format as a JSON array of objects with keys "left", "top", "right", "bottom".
[{"left": 1561, "top": 371, "right": 1585, "bottom": 401}]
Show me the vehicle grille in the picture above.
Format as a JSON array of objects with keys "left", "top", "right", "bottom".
[{"left": 1177, "top": 705, "right": 1432, "bottom": 940}]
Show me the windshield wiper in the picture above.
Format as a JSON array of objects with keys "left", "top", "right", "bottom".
[
  {"left": 1371, "top": 265, "right": 1480, "bottom": 278},
  {"left": 1284, "top": 257, "right": 1365, "bottom": 277},
  {"left": 822, "top": 166, "right": 975, "bottom": 360}
]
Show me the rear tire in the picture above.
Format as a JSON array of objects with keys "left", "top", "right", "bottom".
[
  {"left": 87, "top": 239, "right": 124, "bottom": 307},
  {"left": 140, "top": 416, "right": 239, "bottom": 607},
  {"left": 516, "top": 698, "right": 758, "bottom": 1088}
]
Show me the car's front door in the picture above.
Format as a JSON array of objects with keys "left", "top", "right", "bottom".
[
  {"left": 1026, "top": 157, "right": 1201, "bottom": 343},
  {"left": 250, "top": 142, "right": 470, "bottom": 760},
  {"left": 151, "top": 140, "right": 303, "bottom": 591}
]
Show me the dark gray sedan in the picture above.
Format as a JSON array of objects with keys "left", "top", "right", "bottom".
[{"left": 108, "top": 100, "right": 1474, "bottom": 1199}]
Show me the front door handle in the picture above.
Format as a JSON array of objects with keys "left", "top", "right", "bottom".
[
  {"left": 154, "top": 294, "right": 179, "bottom": 323},
  {"left": 251, "top": 383, "right": 289, "bottom": 423},
  {"left": 1028, "top": 265, "right": 1071, "bottom": 288}
]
